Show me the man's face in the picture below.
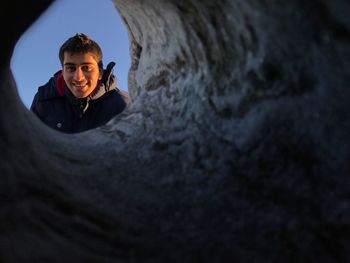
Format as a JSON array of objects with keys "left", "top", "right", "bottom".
[{"left": 62, "top": 52, "right": 102, "bottom": 98}]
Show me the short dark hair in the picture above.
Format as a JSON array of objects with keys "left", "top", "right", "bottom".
[{"left": 59, "top": 33, "right": 103, "bottom": 70}]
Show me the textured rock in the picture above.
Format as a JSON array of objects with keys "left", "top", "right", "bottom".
[{"left": 1, "top": 0, "right": 350, "bottom": 262}]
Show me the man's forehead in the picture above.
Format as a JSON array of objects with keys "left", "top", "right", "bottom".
[
  {"left": 64, "top": 61, "right": 95, "bottom": 66},
  {"left": 63, "top": 52, "right": 98, "bottom": 65},
  {"left": 64, "top": 51, "right": 96, "bottom": 59}
]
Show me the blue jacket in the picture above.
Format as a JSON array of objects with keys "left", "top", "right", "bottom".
[{"left": 30, "top": 64, "right": 130, "bottom": 133}]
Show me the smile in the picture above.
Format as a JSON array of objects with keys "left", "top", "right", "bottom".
[{"left": 74, "top": 84, "right": 88, "bottom": 89}]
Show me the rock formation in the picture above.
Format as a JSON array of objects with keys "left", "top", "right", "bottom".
[{"left": 1, "top": 0, "right": 349, "bottom": 262}]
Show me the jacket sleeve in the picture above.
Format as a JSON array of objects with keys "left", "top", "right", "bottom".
[
  {"left": 30, "top": 93, "right": 43, "bottom": 120},
  {"left": 30, "top": 93, "right": 38, "bottom": 112}
]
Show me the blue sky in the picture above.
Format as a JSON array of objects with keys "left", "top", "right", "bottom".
[{"left": 11, "top": 0, "right": 130, "bottom": 108}]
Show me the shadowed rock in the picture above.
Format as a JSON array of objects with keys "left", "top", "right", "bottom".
[{"left": 1, "top": 0, "right": 349, "bottom": 262}]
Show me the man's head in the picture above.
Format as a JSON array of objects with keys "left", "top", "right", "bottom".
[{"left": 59, "top": 33, "right": 103, "bottom": 98}]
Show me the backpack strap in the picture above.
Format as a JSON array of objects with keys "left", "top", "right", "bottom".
[{"left": 101, "top": 62, "right": 116, "bottom": 92}]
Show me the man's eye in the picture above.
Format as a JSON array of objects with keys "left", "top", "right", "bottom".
[
  {"left": 65, "top": 66, "right": 76, "bottom": 72},
  {"left": 82, "top": 65, "right": 93, "bottom": 72}
]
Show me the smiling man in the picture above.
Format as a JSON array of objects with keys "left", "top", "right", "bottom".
[{"left": 30, "top": 33, "right": 130, "bottom": 133}]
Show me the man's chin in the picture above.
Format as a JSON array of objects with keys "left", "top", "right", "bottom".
[{"left": 73, "top": 89, "right": 91, "bottom": 98}]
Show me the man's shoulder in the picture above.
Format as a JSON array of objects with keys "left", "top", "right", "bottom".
[
  {"left": 97, "top": 87, "right": 129, "bottom": 102},
  {"left": 36, "top": 71, "right": 64, "bottom": 101},
  {"left": 106, "top": 88, "right": 131, "bottom": 108},
  {"left": 91, "top": 88, "right": 129, "bottom": 116},
  {"left": 115, "top": 88, "right": 131, "bottom": 104}
]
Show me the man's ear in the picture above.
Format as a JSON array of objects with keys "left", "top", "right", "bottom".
[{"left": 99, "top": 68, "right": 103, "bottom": 80}]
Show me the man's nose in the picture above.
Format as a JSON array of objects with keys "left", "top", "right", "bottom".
[{"left": 73, "top": 67, "right": 84, "bottom": 81}]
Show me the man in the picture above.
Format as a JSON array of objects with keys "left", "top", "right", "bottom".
[{"left": 30, "top": 33, "right": 130, "bottom": 133}]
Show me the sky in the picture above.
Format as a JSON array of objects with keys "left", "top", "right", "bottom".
[{"left": 10, "top": 0, "right": 130, "bottom": 108}]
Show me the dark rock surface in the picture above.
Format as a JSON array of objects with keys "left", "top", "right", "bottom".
[{"left": 0, "top": 0, "right": 349, "bottom": 262}]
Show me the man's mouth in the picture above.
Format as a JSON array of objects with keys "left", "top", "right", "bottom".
[{"left": 74, "top": 84, "right": 88, "bottom": 90}]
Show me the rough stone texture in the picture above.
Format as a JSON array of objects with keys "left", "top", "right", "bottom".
[{"left": 1, "top": 0, "right": 350, "bottom": 262}]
